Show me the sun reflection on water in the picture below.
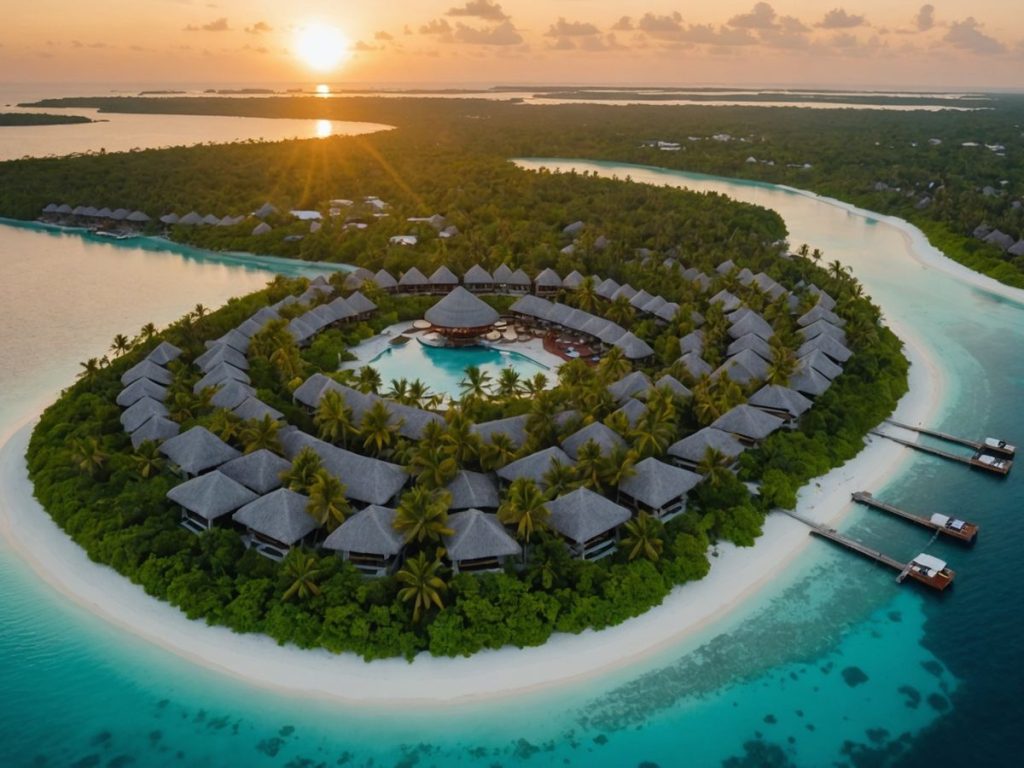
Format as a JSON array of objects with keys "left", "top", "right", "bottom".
[{"left": 315, "top": 119, "right": 332, "bottom": 138}]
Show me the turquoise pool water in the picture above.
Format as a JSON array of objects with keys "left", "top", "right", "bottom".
[
  {"left": 0, "top": 155, "right": 1021, "bottom": 766},
  {"left": 367, "top": 340, "right": 550, "bottom": 398}
]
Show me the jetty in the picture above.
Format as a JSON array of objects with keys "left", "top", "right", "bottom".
[
  {"left": 870, "top": 430, "right": 1012, "bottom": 476},
  {"left": 782, "top": 511, "right": 955, "bottom": 591},
  {"left": 885, "top": 419, "right": 1016, "bottom": 459},
  {"left": 851, "top": 492, "right": 978, "bottom": 543}
]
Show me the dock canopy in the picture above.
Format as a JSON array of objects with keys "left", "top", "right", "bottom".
[
  {"left": 233, "top": 489, "right": 318, "bottom": 547},
  {"left": 424, "top": 287, "right": 499, "bottom": 335},
  {"left": 159, "top": 426, "right": 241, "bottom": 476},
  {"left": 445, "top": 470, "right": 500, "bottom": 510},
  {"left": 323, "top": 505, "right": 404, "bottom": 558},
  {"left": 218, "top": 449, "right": 290, "bottom": 495},
  {"left": 711, "top": 405, "right": 785, "bottom": 442},
  {"left": 167, "top": 471, "right": 257, "bottom": 525},
  {"left": 444, "top": 509, "right": 521, "bottom": 571}
]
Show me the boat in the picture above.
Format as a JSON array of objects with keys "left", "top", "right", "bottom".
[
  {"left": 971, "top": 452, "right": 1012, "bottom": 476},
  {"left": 928, "top": 513, "right": 978, "bottom": 543},
  {"left": 983, "top": 437, "right": 1016, "bottom": 458},
  {"left": 902, "top": 553, "right": 955, "bottom": 591}
]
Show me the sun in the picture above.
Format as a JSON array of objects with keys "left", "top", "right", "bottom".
[{"left": 294, "top": 23, "right": 350, "bottom": 72}]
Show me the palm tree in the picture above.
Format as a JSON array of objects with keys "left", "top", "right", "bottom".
[
  {"left": 408, "top": 443, "right": 459, "bottom": 489},
  {"left": 394, "top": 486, "right": 453, "bottom": 545},
  {"left": 315, "top": 389, "right": 358, "bottom": 448},
  {"left": 497, "top": 478, "right": 550, "bottom": 543},
  {"left": 281, "top": 447, "right": 323, "bottom": 493},
  {"left": 828, "top": 259, "right": 849, "bottom": 281},
  {"left": 541, "top": 459, "right": 578, "bottom": 497},
  {"left": 306, "top": 469, "right": 350, "bottom": 531},
  {"left": 692, "top": 377, "right": 721, "bottom": 426},
  {"left": 138, "top": 322, "right": 158, "bottom": 344},
  {"left": 131, "top": 440, "right": 164, "bottom": 479},
  {"left": 239, "top": 415, "right": 281, "bottom": 454},
  {"left": 574, "top": 441, "right": 606, "bottom": 491},
  {"left": 767, "top": 343, "right": 797, "bottom": 385},
  {"left": 396, "top": 553, "right": 447, "bottom": 623},
  {"left": 697, "top": 447, "right": 734, "bottom": 487},
  {"left": 77, "top": 358, "right": 102, "bottom": 380},
  {"left": 281, "top": 552, "right": 322, "bottom": 602},
  {"left": 69, "top": 437, "right": 108, "bottom": 478},
  {"left": 270, "top": 343, "right": 304, "bottom": 385},
  {"left": 360, "top": 400, "right": 397, "bottom": 457},
  {"left": 605, "top": 296, "right": 635, "bottom": 326},
  {"left": 631, "top": 410, "right": 676, "bottom": 459},
  {"left": 193, "top": 303, "right": 208, "bottom": 321},
  {"left": 250, "top": 318, "right": 293, "bottom": 360},
  {"left": 110, "top": 333, "right": 131, "bottom": 358},
  {"left": 459, "top": 365, "right": 492, "bottom": 402},
  {"left": 169, "top": 388, "right": 212, "bottom": 423},
  {"left": 355, "top": 365, "right": 382, "bottom": 394},
  {"left": 599, "top": 446, "right": 638, "bottom": 492},
  {"left": 407, "top": 379, "right": 433, "bottom": 408},
  {"left": 496, "top": 368, "right": 523, "bottom": 400},
  {"left": 570, "top": 276, "right": 599, "bottom": 312},
  {"left": 598, "top": 347, "right": 631, "bottom": 381},
  {"left": 207, "top": 408, "right": 241, "bottom": 442},
  {"left": 442, "top": 408, "right": 480, "bottom": 466},
  {"left": 478, "top": 432, "right": 516, "bottom": 471},
  {"left": 386, "top": 378, "right": 410, "bottom": 403},
  {"left": 621, "top": 512, "right": 665, "bottom": 561},
  {"left": 522, "top": 372, "right": 548, "bottom": 398}
]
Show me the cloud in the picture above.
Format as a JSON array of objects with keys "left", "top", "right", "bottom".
[
  {"left": 943, "top": 17, "right": 1005, "bottom": 55},
  {"left": 637, "top": 12, "right": 684, "bottom": 39},
  {"left": 545, "top": 18, "right": 600, "bottom": 38},
  {"left": 184, "top": 18, "right": 230, "bottom": 32},
  {"left": 611, "top": 16, "right": 633, "bottom": 31},
  {"left": 816, "top": 9, "right": 867, "bottom": 29},
  {"left": 375, "top": 31, "right": 393, "bottom": 41},
  {"left": 420, "top": 19, "right": 453, "bottom": 37},
  {"left": 353, "top": 40, "right": 379, "bottom": 52},
  {"left": 245, "top": 21, "right": 271, "bottom": 35},
  {"left": 455, "top": 20, "right": 522, "bottom": 45},
  {"left": 728, "top": 3, "right": 777, "bottom": 30},
  {"left": 758, "top": 15, "right": 810, "bottom": 48},
  {"left": 446, "top": 1, "right": 507, "bottom": 21},
  {"left": 915, "top": 5, "right": 935, "bottom": 32}
]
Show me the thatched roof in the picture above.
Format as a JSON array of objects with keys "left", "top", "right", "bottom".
[
  {"left": 279, "top": 432, "right": 407, "bottom": 506},
  {"left": 711, "top": 404, "right": 785, "bottom": 440},
  {"left": 120, "top": 396, "right": 169, "bottom": 433},
  {"left": 563, "top": 220, "right": 585, "bottom": 236},
  {"left": 728, "top": 311, "right": 774, "bottom": 341},
  {"left": 160, "top": 213, "right": 179, "bottom": 225},
  {"left": 424, "top": 287, "right": 499, "bottom": 329},
  {"left": 472, "top": 414, "right": 530, "bottom": 450},
  {"left": 619, "top": 457, "right": 702, "bottom": 508},
  {"left": 535, "top": 267, "right": 562, "bottom": 287},
  {"left": 716, "top": 259, "right": 736, "bottom": 275},
  {"left": 117, "top": 378, "right": 168, "bottom": 408},
  {"left": 679, "top": 330, "right": 704, "bottom": 356},
  {"left": 492, "top": 264, "right": 514, "bottom": 283},
  {"left": 737, "top": 267, "right": 756, "bottom": 286},
  {"left": 160, "top": 426, "right": 241, "bottom": 475},
  {"left": 464, "top": 264, "right": 494, "bottom": 285},
  {"left": 608, "top": 371, "right": 653, "bottom": 402},
  {"left": 445, "top": 470, "right": 500, "bottom": 510},
  {"left": 727, "top": 333, "right": 774, "bottom": 362},
  {"left": 788, "top": 363, "right": 832, "bottom": 397},
  {"left": 714, "top": 349, "right": 769, "bottom": 385},
  {"left": 445, "top": 510, "right": 521, "bottom": 562},
  {"left": 167, "top": 471, "right": 257, "bottom": 522},
  {"left": 545, "top": 488, "right": 631, "bottom": 544},
  {"left": 429, "top": 265, "right": 459, "bottom": 285},
  {"left": 611, "top": 283, "right": 637, "bottom": 301},
  {"left": 595, "top": 278, "right": 620, "bottom": 300},
  {"left": 668, "top": 427, "right": 746, "bottom": 465},
  {"left": 373, "top": 269, "right": 398, "bottom": 289},
  {"left": 178, "top": 211, "right": 202, "bottom": 226},
  {"left": 323, "top": 505, "right": 403, "bottom": 556},
  {"left": 797, "top": 305, "right": 844, "bottom": 328},
  {"left": 807, "top": 285, "right": 837, "bottom": 311},
  {"left": 236, "top": 307, "right": 280, "bottom": 338},
  {"left": 561, "top": 422, "right": 626, "bottom": 459},
  {"left": 614, "top": 332, "right": 655, "bottom": 360},
  {"left": 386, "top": 402, "right": 445, "bottom": 440},
  {"left": 218, "top": 449, "right": 290, "bottom": 494},
  {"left": 210, "top": 380, "right": 256, "bottom": 410},
  {"left": 130, "top": 416, "right": 180, "bottom": 449},
  {"left": 121, "top": 359, "right": 173, "bottom": 387},
  {"left": 346, "top": 290, "right": 377, "bottom": 315},
  {"left": 233, "top": 397, "right": 284, "bottom": 422},
  {"left": 612, "top": 398, "right": 648, "bottom": 428},
  {"left": 196, "top": 344, "right": 249, "bottom": 373},
  {"left": 209, "top": 328, "right": 250, "bottom": 354},
  {"left": 497, "top": 446, "right": 574, "bottom": 487},
  {"left": 798, "top": 335, "right": 851, "bottom": 364},
  {"left": 398, "top": 267, "right": 428, "bottom": 287},
  {"left": 642, "top": 295, "right": 668, "bottom": 316},
  {"left": 232, "top": 489, "right": 317, "bottom": 545},
  {"left": 253, "top": 202, "right": 278, "bottom": 219},
  {"left": 629, "top": 289, "right": 654, "bottom": 309},
  {"left": 799, "top": 349, "right": 844, "bottom": 380},
  {"left": 710, "top": 290, "right": 742, "bottom": 312},
  {"left": 749, "top": 385, "right": 812, "bottom": 418},
  {"left": 509, "top": 294, "right": 552, "bottom": 318},
  {"left": 654, "top": 301, "right": 679, "bottom": 323},
  {"left": 509, "top": 268, "right": 531, "bottom": 286},
  {"left": 677, "top": 352, "right": 713, "bottom": 380},
  {"left": 799, "top": 318, "right": 847, "bottom": 344},
  {"left": 654, "top": 374, "right": 692, "bottom": 399},
  {"left": 145, "top": 341, "right": 182, "bottom": 366},
  {"left": 193, "top": 363, "right": 250, "bottom": 394},
  {"left": 562, "top": 270, "right": 585, "bottom": 289}
]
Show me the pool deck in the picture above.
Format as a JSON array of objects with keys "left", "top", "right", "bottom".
[{"left": 340, "top": 322, "right": 565, "bottom": 372}]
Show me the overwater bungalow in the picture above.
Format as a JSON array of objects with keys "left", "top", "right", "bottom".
[
  {"left": 211, "top": 380, "right": 257, "bottom": 410},
  {"left": 429, "top": 265, "right": 460, "bottom": 294},
  {"left": 444, "top": 509, "right": 522, "bottom": 574},
  {"left": 121, "top": 359, "right": 173, "bottom": 387},
  {"left": 145, "top": 341, "right": 182, "bottom": 366},
  {"left": 668, "top": 427, "right": 747, "bottom": 472},
  {"left": 561, "top": 422, "right": 627, "bottom": 460},
  {"left": 445, "top": 470, "right": 500, "bottom": 511},
  {"left": 463, "top": 264, "right": 495, "bottom": 293},
  {"left": 618, "top": 457, "right": 702, "bottom": 521},
  {"left": 608, "top": 371, "right": 654, "bottom": 402},
  {"left": 545, "top": 487, "right": 631, "bottom": 560},
  {"left": 497, "top": 446, "right": 574, "bottom": 489},
  {"left": 232, "top": 489, "right": 318, "bottom": 560},
  {"left": 711, "top": 404, "right": 786, "bottom": 444},
  {"left": 534, "top": 267, "right": 562, "bottom": 297},
  {"left": 727, "top": 333, "right": 774, "bottom": 362},
  {"left": 398, "top": 266, "right": 430, "bottom": 293},
  {"left": 677, "top": 352, "right": 713, "bottom": 380},
  {"left": 167, "top": 470, "right": 258, "bottom": 535},
  {"left": 472, "top": 414, "right": 530, "bottom": 451},
  {"left": 424, "top": 287, "right": 499, "bottom": 342},
  {"left": 120, "top": 396, "right": 169, "bottom": 434},
  {"left": 159, "top": 426, "right": 241, "bottom": 477},
  {"left": 218, "top": 449, "right": 291, "bottom": 495},
  {"left": 116, "top": 378, "right": 168, "bottom": 408},
  {"left": 373, "top": 269, "right": 398, "bottom": 293},
  {"left": 323, "top": 505, "right": 404, "bottom": 576},
  {"left": 749, "top": 384, "right": 813, "bottom": 422},
  {"left": 130, "top": 415, "right": 180, "bottom": 449}
]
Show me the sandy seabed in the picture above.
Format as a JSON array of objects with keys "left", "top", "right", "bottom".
[{"left": 4, "top": 198, "right": 1020, "bottom": 707}]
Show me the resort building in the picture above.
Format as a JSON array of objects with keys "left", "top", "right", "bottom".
[
  {"left": 560, "top": 422, "right": 626, "bottom": 460},
  {"left": 218, "top": 449, "right": 291, "bottom": 495},
  {"left": 428, "top": 265, "right": 459, "bottom": 294},
  {"left": 423, "top": 287, "right": 499, "bottom": 343},
  {"left": 618, "top": 457, "right": 702, "bottom": 521},
  {"left": 534, "top": 268, "right": 562, "bottom": 297},
  {"left": 323, "top": 505, "right": 404, "bottom": 576},
  {"left": 167, "top": 470, "right": 257, "bottom": 534},
  {"left": 711, "top": 405, "right": 786, "bottom": 445},
  {"left": 496, "top": 446, "right": 574, "bottom": 489},
  {"left": 445, "top": 470, "right": 500, "bottom": 511},
  {"left": 232, "top": 489, "right": 319, "bottom": 560},
  {"left": 749, "top": 385, "right": 813, "bottom": 423},
  {"left": 159, "top": 427, "right": 241, "bottom": 477},
  {"left": 463, "top": 265, "right": 495, "bottom": 293},
  {"left": 544, "top": 487, "right": 632, "bottom": 560},
  {"left": 668, "top": 427, "right": 747, "bottom": 472},
  {"left": 443, "top": 509, "right": 522, "bottom": 573}
]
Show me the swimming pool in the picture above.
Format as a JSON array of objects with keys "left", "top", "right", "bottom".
[{"left": 367, "top": 340, "right": 550, "bottom": 398}]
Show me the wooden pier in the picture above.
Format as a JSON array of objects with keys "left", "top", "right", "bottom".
[
  {"left": 870, "top": 430, "right": 1012, "bottom": 476},
  {"left": 781, "top": 510, "right": 955, "bottom": 591},
  {"left": 885, "top": 419, "right": 1016, "bottom": 459},
  {"left": 851, "top": 491, "right": 978, "bottom": 543}
]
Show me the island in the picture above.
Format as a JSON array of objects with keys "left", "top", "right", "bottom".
[{"left": 0, "top": 112, "right": 94, "bottom": 127}]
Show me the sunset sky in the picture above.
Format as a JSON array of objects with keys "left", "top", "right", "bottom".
[{"left": 5, "top": 1, "right": 1023, "bottom": 89}]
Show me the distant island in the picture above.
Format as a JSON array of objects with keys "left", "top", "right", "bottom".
[{"left": 0, "top": 112, "right": 94, "bottom": 127}]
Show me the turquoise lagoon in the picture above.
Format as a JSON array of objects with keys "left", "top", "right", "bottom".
[
  {"left": 366, "top": 340, "right": 550, "bottom": 398},
  {"left": 0, "top": 158, "right": 1021, "bottom": 765}
]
